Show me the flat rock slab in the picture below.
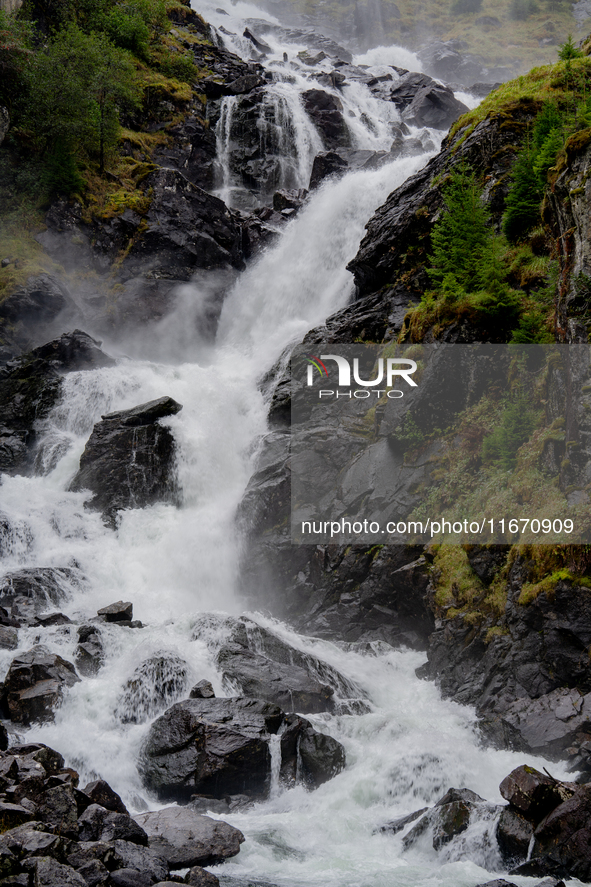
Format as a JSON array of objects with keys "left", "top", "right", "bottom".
[{"left": 134, "top": 807, "right": 244, "bottom": 868}]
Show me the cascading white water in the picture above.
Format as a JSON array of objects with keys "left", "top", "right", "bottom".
[{"left": 0, "top": 8, "right": 579, "bottom": 887}]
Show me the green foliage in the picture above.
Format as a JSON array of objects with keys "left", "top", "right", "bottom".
[
  {"left": 0, "top": 10, "right": 32, "bottom": 106},
  {"left": 429, "top": 164, "right": 491, "bottom": 292},
  {"left": 482, "top": 392, "right": 537, "bottom": 469},
  {"left": 533, "top": 128, "right": 563, "bottom": 183},
  {"left": 158, "top": 50, "right": 197, "bottom": 81},
  {"left": 510, "top": 310, "right": 553, "bottom": 342},
  {"left": 503, "top": 143, "right": 542, "bottom": 242},
  {"left": 16, "top": 24, "right": 141, "bottom": 192},
  {"left": 558, "top": 34, "right": 583, "bottom": 62}
]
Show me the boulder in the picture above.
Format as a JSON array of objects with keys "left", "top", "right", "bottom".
[
  {"left": 69, "top": 397, "right": 182, "bottom": 526},
  {"left": 0, "top": 567, "right": 79, "bottom": 626},
  {"left": 494, "top": 689, "right": 591, "bottom": 760},
  {"left": 192, "top": 613, "right": 367, "bottom": 714},
  {"left": 75, "top": 626, "right": 104, "bottom": 677},
  {"left": 115, "top": 654, "right": 188, "bottom": 724},
  {"left": 4, "top": 647, "right": 80, "bottom": 726},
  {"left": 77, "top": 805, "right": 148, "bottom": 845},
  {"left": 390, "top": 73, "right": 468, "bottom": 129},
  {"left": 82, "top": 780, "right": 128, "bottom": 815},
  {"left": 97, "top": 602, "right": 133, "bottom": 623},
  {"left": 302, "top": 90, "right": 350, "bottom": 149},
  {"left": 140, "top": 695, "right": 345, "bottom": 802},
  {"left": 120, "top": 169, "right": 244, "bottom": 280},
  {"left": 531, "top": 784, "right": 591, "bottom": 880},
  {"left": 309, "top": 151, "right": 349, "bottom": 190},
  {"left": 29, "top": 857, "right": 87, "bottom": 887},
  {"left": 35, "top": 784, "right": 79, "bottom": 838},
  {"left": 272, "top": 189, "right": 308, "bottom": 212},
  {"left": 499, "top": 766, "right": 575, "bottom": 822},
  {"left": 109, "top": 840, "right": 169, "bottom": 883},
  {"left": 403, "top": 787, "right": 487, "bottom": 851},
  {"left": 185, "top": 868, "right": 220, "bottom": 887},
  {"left": 496, "top": 806, "right": 534, "bottom": 867},
  {"left": 0, "top": 331, "right": 114, "bottom": 474},
  {"left": 0, "top": 275, "right": 77, "bottom": 351},
  {"left": 189, "top": 681, "right": 215, "bottom": 699},
  {"left": 133, "top": 807, "right": 244, "bottom": 868}
]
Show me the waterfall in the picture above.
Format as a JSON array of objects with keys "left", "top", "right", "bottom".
[{"left": 0, "top": 5, "right": 571, "bottom": 887}]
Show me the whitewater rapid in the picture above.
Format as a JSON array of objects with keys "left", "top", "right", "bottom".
[{"left": 0, "top": 8, "right": 574, "bottom": 886}]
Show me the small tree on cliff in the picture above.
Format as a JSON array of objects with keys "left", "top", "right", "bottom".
[{"left": 429, "top": 163, "right": 490, "bottom": 294}]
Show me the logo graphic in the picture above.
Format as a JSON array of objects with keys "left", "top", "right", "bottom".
[{"left": 305, "top": 356, "right": 329, "bottom": 384}]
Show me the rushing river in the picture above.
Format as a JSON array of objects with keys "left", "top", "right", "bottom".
[{"left": 0, "top": 4, "right": 578, "bottom": 886}]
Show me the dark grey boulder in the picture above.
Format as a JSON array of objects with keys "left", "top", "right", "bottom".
[
  {"left": 499, "top": 766, "right": 575, "bottom": 822},
  {"left": 309, "top": 151, "right": 349, "bottom": 190},
  {"left": 97, "top": 602, "right": 133, "bottom": 623},
  {"left": 192, "top": 613, "right": 367, "bottom": 715},
  {"left": 400, "top": 80, "right": 468, "bottom": 130},
  {"left": 109, "top": 840, "right": 169, "bottom": 883},
  {"left": 140, "top": 696, "right": 281, "bottom": 802},
  {"left": 82, "top": 780, "right": 128, "bottom": 816},
  {"left": 115, "top": 654, "right": 188, "bottom": 724},
  {"left": 0, "top": 275, "right": 77, "bottom": 348},
  {"left": 185, "top": 870, "right": 220, "bottom": 887},
  {"left": 29, "top": 857, "right": 87, "bottom": 887},
  {"left": 134, "top": 807, "right": 243, "bottom": 868},
  {"left": 302, "top": 90, "right": 350, "bottom": 149},
  {"left": 140, "top": 695, "right": 345, "bottom": 802},
  {"left": 69, "top": 398, "right": 182, "bottom": 526},
  {"left": 496, "top": 806, "right": 534, "bottom": 868},
  {"left": 0, "top": 331, "right": 114, "bottom": 474},
  {"left": 531, "top": 784, "right": 591, "bottom": 880},
  {"left": 189, "top": 681, "right": 215, "bottom": 699},
  {"left": 4, "top": 647, "right": 80, "bottom": 726},
  {"left": 75, "top": 626, "right": 104, "bottom": 677},
  {"left": 0, "top": 803, "right": 34, "bottom": 833},
  {"left": 77, "top": 805, "right": 148, "bottom": 846},
  {"left": 0, "top": 567, "right": 79, "bottom": 627},
  {"left": 35, "top": 784, "right": 79, "bottom": 838},
  {"left": 110, "top": 870, "right": 153, "bottom": 887},
  {"left": 403, "top": 787, "right": 488, "bottom": 851},
  {"left": 495, "top": 689, "right": 591, "bottom": 760}
]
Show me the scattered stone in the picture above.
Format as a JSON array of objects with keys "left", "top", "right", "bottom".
[
  {"left": 82, "top": 780, "right": 129, "bottom": 815},
  {"left": 185, "top": 869, "right": 220, "bottom": 887},
  {"left": 134, "top": 807, "right": 244, "bottom": 868},
  {"left": 75, "top": 626, "right": 104, "bottom": 677},
  {"left": 189, "top": 681, "right": 215, "bottom": 699},
  {"left": 499, "top": 766, "right": 575, "bottom": 822},
  {"left": 4, "top": 647, "right": 80, "bottom": 726},
  {"left": 97, "top": 602, "right": 133, "bottom": 623}
]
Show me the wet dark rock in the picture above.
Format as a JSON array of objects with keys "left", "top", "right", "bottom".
[
  {"left": 379, "top": 807, "right": 429, "bottom": 834},
  {"left": 0, "top": 567, "right": 79, "bottom": 627},
  {"left": 0, "top": 276, "right": 79, "bottom": 354},
  {"left": 4, "top": 647, "right": 80, "bottom": 726},
  {"left": 302, "top": 90, "right": 350, "bottom": 149},
  {"left": 110, "top": 870, "right": 153, "bottom": 887},
  {"left": 115, "top": 654, "right": 188, "bottom": 724},
  {"left": 531, "top": 784, "right": 591, "bottom": 880},
  {"left": 475, "top": 881, "right": 519, "bottom": 887},
  {"left": 69, "top": 397, "right": 182, "bottom": 527},
  {"left": 29, "top": 857, "right": 87, "bottom": 887},
  {"left": 134, "top": 807, "right": 243, "bottom": 868},
  {"left": 82, "top": 780, "right": 128, "bottom": 816},
  {"left": 35, "top": 784, "right": 79, "bottom": 838},
  {"left": 75, "top": 626, "right": 104, "bottom": 678},
  {"left": 97, "top": 602, "right": 133, "bottom": 623},
  {"left": 185, "top": 868, "right": 220, "bottom": 887},
  {"left": 0, "top": 804, "right": 34, "bottom": 832},
  {"left": 140, "top": 694, "right": 345, "bottom": 802},
  {"left": 308, "top": 151, "right": 349, "bottom": 189},
  {"left": 496, "top": 807, "right": 534, "bottom": 868},
  {"left": 0, "top": 628, "right": 18, "bottom": 651},
  {"left": 192, "top": 613, "right": 367, "bottom": 714},
  {"left": 78, "top": 805, "right": 148, "bottom": 846},
  {"left": 499, "top": 766, "right": 575, "bottom": 822},
  {"left": 109, "top": 840, "right": 169, "bottom": 883},
  {"left": 0, "top": 331, "right": 114, "bottom": 475},
  {"left": 118, "top": 169, "right": 244, "bottom": 281},
  {"left": 417, "top": 41, "right": 485, "bottom": 85},
  {"left": 272, "top": 189, "right": 307, "bottom": 212},
  {"left": 140, "top": 696, "right": 282, "bottom": 802},
  {"left": 189, "top": 681, "right": 215, "bottom": 699},
  {"left": 386, "top": 72, "right": 468, "bottom": 130},
  {"left": 403, "top": 787, "right": 488, "bottom": 851}
]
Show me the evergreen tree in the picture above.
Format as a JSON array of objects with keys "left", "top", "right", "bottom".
[
  {"left": 503, "top": 144, "right": 542, "bottom": 242},
  {"left": 429, "top": 164, "right": 490, "bottom": 293},
  {"left": 483, "top": 393, "right": 536, "bottom": 470}
]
